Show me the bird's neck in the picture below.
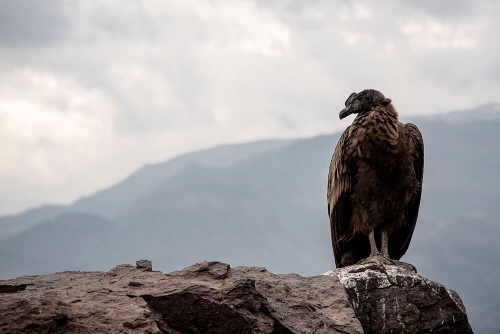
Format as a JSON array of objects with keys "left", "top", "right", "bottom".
[{"left": 355, "top": 104, "right": 399, "bottom": 122}]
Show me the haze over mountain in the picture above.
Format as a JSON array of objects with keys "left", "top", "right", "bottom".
[
  {"left": 0, "top": 139, "right": 294, "bottom": 240},
  {"left": 3, "top": 0, "right": 500, "bottom": 217},
  {"left": 1, "top": 105, "right": 499, "bottom": 333}
]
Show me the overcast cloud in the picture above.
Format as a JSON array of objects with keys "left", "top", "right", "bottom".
[{"left": 1, "top": 0, "right": 499, "bottom": 215}]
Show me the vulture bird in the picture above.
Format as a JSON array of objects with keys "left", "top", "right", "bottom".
[{"left": 327, "top": 89, "right": 424, "bottom": 268}]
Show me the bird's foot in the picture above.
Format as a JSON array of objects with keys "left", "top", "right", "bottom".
[
  {"left": 356, "top": 257, "right": 418, "bottom": 273},
  {"left": 357, "top": 254, "right": 395, "bottom": 267}
]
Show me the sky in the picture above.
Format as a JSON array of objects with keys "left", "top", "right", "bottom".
[{"left": 1, "top": 0, "right": 499, "bottom": 216}]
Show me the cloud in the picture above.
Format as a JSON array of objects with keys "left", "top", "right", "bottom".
[
  {"left": 0, "top": 68, "right": 116, "bottom": 141},
  {"left": 336, "top": 3, "right": 372, "bottom": 22},
  {"left": 170, "top": 0, "right": 291, "bottom": 57},
  {"left": 0, "top": 68, "right": 118, "bottom": 212},
  {"left": 401, "top": 19, "right": 484, "bottom": 51},
  {"left": 107, "top": 61, "right": 212, "bottom": 133},
  {"left": 0, "top": 0, "right": 69, "bottom": 46},
  {"left": 1, "top": 0, "right": 500, "bottom": 214},
  {"left": 400, "top": 0, "right": 476, "bottom": 18}
]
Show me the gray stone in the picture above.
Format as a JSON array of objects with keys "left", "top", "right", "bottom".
[
  {"left": 136, "top": 259, "right": 152, "bottom": 271},
  {"left": 324, "top": 263, "right": 473, "bottom": 334}
]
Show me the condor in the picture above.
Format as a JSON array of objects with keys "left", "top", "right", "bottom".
[{"left": 327, "top": 89, "right": 424, "bottom": 268}]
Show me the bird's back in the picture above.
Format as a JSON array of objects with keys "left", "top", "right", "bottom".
[{"left": 350, "top": 105, "right": 418, "bottom": 232}]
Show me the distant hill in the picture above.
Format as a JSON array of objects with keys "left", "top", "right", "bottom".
[
  {"left": 0, "top": 214, "right": 132, "bottom": 276},
  {"left": 409, "top": 102, "right": 500, "bottom": 124},
  {"left": 0, "top": 138, "right": 295, "bottom": 240},
  {"left": 1, "top": 104, "right": 500, "bottom": 333}
]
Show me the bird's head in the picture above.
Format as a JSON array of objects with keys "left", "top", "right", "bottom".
[{"left": 339, "top": 89, "right": 392, "bottom": 120}]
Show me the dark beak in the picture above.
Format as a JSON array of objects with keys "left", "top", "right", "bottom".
[{"left": 339, "top": 106, "right": 351, "bottom": 120}]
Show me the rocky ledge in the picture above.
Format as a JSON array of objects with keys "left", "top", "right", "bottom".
[
  {"left": 0, "top": 261, "right": 472, "bottom": 333},
  {"left": 324, "top": 264, "right": 473, "bottom": 333}
]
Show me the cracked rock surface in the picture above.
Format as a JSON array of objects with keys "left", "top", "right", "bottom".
[
  {"left": 0, "top": 260, "right": 473, "bottom": 333},
  {"left": 0, "top": 261, "right": 362, "bottom": 333},
  {"left": 324, "top": 263, "right": 473, "bottom": 334}
]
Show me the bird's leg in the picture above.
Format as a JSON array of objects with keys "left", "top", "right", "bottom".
[
  {"left": 380, "top": 229, "right": 390, "bottom": 258},
  {"left": 368, "top": 229, "right": 380, "bottom": 256},
  {"left": 358, "top": 229, "right": 394, "bottom": 266},
  {"left": 381, "top": 229, "right": 415, "bottom": 271}
]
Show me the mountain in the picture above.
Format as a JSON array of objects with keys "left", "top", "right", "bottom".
[
  {"left": 1, "top": 105, "right": 500, "bottom": 332},
  {"left": 414, "top": 102, "right": 500, "bottom": 124},
  {"left": 0, "top": 138, "right": 294, "bottom": 240},
  {"left": 0, "top": 214, "right": 133, "bottom": 276},
  {"left": 112, "top": 133, "right": 335, "bottom": 273}
]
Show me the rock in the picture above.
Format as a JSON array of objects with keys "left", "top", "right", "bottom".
[
  {"left": 0, "top": 261, "right": 473, "bottom": 333},
  {"left": 324, "top": 263, "right": 474, "bottom": 334},
  {"left": 136, "top": 260, "right": 152, "bottom": 272},
  {"left": 0, "top": 261, "right": 362, "bottom": 333}
]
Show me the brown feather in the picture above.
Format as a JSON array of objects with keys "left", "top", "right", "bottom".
[{"left": 328, "top": 91, "right": 424, "bottom": 267}]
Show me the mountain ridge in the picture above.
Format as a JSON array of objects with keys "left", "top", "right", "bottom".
[
  {"left": 0, "top": 138, "right": 295, "bottom": 240},
  {"left": 1, "top": 105, "right": 500, "bottom": 332}
]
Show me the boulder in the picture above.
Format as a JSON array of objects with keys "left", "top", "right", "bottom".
[
  {"left": 324, "top": 263, "right": 473, "bottom": 333},
  {"left": 0, "top": 260, "right": 473, "bottom": 333}
]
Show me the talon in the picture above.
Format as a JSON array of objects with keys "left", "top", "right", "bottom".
[
  {"left": 382, "top": 255, "right": 395, "bottom": 265},
  {"left": 357, "top": 255, "right": 393, "bottom": 266}
]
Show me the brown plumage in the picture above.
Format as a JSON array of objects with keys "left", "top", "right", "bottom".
[{"left": 327, "top": 89, "right": 424, "bottom": 268}]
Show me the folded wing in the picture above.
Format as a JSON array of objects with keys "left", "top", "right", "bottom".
[
  {"left": 327, "top": 126, "right": 358, "bottom": 267},
  {"left": 388, "top": 123, "right": 424, "bottom": 259}
]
